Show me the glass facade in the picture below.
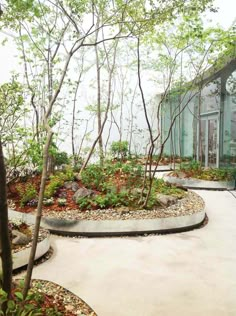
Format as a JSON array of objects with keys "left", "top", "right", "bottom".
[{"left": 162, "top": 58, "right": 236, "bottom": 168}]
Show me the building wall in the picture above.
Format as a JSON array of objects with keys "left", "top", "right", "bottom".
[{"left": 162, "top": 59, "right": 236, "bottom": 168}]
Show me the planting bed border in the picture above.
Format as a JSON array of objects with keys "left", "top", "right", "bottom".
[
  {"left": 164, "top": 175, "right": 235, "bottom": 190},
  {"left": 13, "top": 232, "right": 50, "bottom": 270},
  {"left": 9, "top": 209, "right": 206, "bottom": 237}
]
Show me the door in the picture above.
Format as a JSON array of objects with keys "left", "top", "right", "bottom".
[{"left": 199, "top": 115, "right": 219, "bottom": 167}]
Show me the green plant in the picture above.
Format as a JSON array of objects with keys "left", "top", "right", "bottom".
[
  {"left": 62, "top": 166, "right": 75, "bottom": 181},
  {"left": 57, "top": 198, "right": 66, "bottom": 206},
  {"left": 80, "top": 164, "right": 105, "bottom": 191},
  {"left": 0, "top": 280, "right": 62, "bottom": 316},
  {"left": 180, "top": 160, "right": 202, "bottom": 172},
  {"left": 76, "top": 196, "right": 93, "bottom": 210},
  {"left": 16, "top": 183, "right": 37, "bottom": 207},
  {"left": 77, "top": 192, "right": 129, "bottom": 210},
  {"left": 111, "top": 141, "right": 129, "bottom": 160},
  {"left": 153, "top": 179, "right": 186, "bottom": 198},
  {"left": 44, "top": 175, "right": 64, "bottom": 199},
  {"left": 43, "top": 198, "right": 54, "bottom": 206}
]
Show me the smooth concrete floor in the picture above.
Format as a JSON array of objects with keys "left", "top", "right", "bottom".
[{"left": 23, "top": 190, "right": 236, "bottom": 316}]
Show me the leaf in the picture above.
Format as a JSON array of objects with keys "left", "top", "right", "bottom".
[
  {"left": 15, "top": 291, "right": 24, "bottom": 301},
  {"left": 7, "top": 299, "right": 16, "bottom": 310}
]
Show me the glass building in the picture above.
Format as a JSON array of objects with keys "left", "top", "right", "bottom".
[{"left": 161, "top": 57, "right": 236, "bottom": 168}]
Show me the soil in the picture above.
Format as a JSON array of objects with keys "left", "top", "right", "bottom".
[{"left": 8, "top": 174, "right": 79, "bottom": 213}]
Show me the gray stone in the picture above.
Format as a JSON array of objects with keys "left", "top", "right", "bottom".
[
  {"left": 156, "top": 194, "right": 178, "bottom": 207},
  {"left": 74, "top": 173, "right": 82, "bottom": 181},
  {"left": 12, "top": 230, "right": 30, "bottom": 246},
  {"left": 64, "top": 181, "right": 79, "bottom": 192},
  {"left": 71, "top": 182, "right": 79, "bottom": 192},
  {"left": 73, "top": 188, "right": 94, "bottom": 201}
]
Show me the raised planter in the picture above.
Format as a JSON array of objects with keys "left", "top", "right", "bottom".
[
  {"left": 13, "top": 231, "right": 50, "bottom": 270},
  {"left": 9, "top": 209, "right": 206, "bottom": 237},
  {"left": 164, "top": 175, "right": 235, "bottom": 190}
]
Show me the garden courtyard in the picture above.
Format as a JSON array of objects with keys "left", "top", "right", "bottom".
[{"left": 16, "top": 188, "right": 236, "bottom": 316}]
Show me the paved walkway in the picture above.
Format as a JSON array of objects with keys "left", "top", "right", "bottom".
[{"left": 27, "top": 190, "right": 236, "bottom": 316}]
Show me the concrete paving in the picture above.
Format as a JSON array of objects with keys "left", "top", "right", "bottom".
[{"left": 22, "top": 190, "right": 236, "bottom": 316}]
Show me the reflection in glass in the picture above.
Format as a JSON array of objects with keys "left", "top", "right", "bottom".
[
  {"left": 199, "top": 119, "right": 206, "bottom": 165},
  {"left": 200, "top": 79, "right": 221, "bottom": 113},
  {"left": 208, "top": 118, "right": 217, "bottom": 166}
]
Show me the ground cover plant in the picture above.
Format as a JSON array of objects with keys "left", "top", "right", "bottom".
[
  {"left": 0, "top": 280, "right": 90, "bottom": 316},
  {"left": 170, "top": 160, "right": 236, "bottom": 181}
]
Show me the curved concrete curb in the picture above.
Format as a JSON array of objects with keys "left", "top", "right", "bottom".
[
  {"left": 9, "top": 209, "right": 206, "bottom": 237},
  {"left": 13, "top": 233, "right": 50, "bottom": 270},
  {"left": 164, "top": 175, "right": 235, "bottom": 190}
]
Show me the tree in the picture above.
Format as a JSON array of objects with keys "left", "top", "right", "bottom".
[{"left": 0, "top": 139, "right": 12, "bottom": 310}]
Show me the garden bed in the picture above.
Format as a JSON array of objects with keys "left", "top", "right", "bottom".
[
  {"left": 164, "top": 174, "right": 235, "bottom": 190},
  {"left": 7, "top": 162, "right": 207, "bottom": 235},
  {"left": 6, "top": 279, "right": 97, "bottom": 315},
  {"left": 12, "top": 225, "right": 50, "bottom": 270},
  {"left": 9, "top": 191, "right": 205, "bottom": 236}
]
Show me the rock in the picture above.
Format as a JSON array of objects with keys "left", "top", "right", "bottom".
[
  {"left": 74, "top": 173, "right": 82, "bottom": 181},
  {"left": 71, "top": 182, "right": 79, "bottom": 192},
  {"left": 176, "top": 172, "right": 187, "bottom": 179},
  {"left": 12, "top": 230, "right": 30, "bottom": 246},
  {"left": 156, "top": 194, "right": 178, "bottom": 207},
  {"left": 73, "top": 188, "right": 94, "bottom": 201},
  {"left": 64, "top": 181, "right": 79, "bottom": 192}
]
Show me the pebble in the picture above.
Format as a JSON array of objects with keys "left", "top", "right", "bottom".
[{"left": 27, "top": 191, "right": 204, "bottom": 222}]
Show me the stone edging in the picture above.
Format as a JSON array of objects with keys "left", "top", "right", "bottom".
[
  {"left": 13, "top": 233, "right": 50, "bottom": 270},
  {"left": 164, "top": 175, "right": 235, "bottom": 190},
  {"left": 9, "top": 209, "right": 206, "bottom": 237}
]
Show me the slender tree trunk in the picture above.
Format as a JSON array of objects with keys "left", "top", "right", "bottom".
[
  {"left": 0, "top": 139, "right": 12, "bottom": 303},
  {"left": 95, "top": 22, "right": 104, "bottom": 166},
  {"left": 23, "top": 130, "right": 53, "bottom": 298}
]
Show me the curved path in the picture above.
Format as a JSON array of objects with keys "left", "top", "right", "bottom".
[{"left": 18, "top": 190, "right": 236, "bottom": 316}]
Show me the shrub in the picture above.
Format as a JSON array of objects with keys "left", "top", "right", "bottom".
[
  {"left": 76, "top": 192, "right": 129, "bottom": 210},
  {"left": 44, "top": 175, "right": 64, "bottom": 199},
  {"left": 0, "top": 280, "right": 62, "bottom": 315},
  {"left": 16, "top": 183, "right": 37, "bottom": 207},
  {"left": 111, "top": 141, "right": 129, "bottom": 160},
  {"left": 43, "top": 198, "right": 54, "bottom": 206},
  {"left": 57, "top": 198, "right": 66, "bottom": 206},
  {"left": 80, "top": 164, "right": 105, "bottom": 191}
]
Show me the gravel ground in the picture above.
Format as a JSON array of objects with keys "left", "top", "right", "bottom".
[
  {"left": 31, "top": 280, "right": 97, "bottom": 315},
  {"left": 39, "top": 191, "right": 204, "bottom": 221}
]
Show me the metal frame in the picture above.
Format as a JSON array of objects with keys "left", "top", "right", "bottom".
[{"left": 197, "top": 111, "right": 220, "bottom": 168}]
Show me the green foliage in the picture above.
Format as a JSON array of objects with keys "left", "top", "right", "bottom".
[
  {"left": 111, "top": 141, "right": 129, "bottom": 160},
  {"left": 179, "top": 161, "right": 236, "bottom": 181},
  {"left": 195, "top": 168, "right": 236, "bottom": 181},
  {"left": 81, "top": 164, "right": 105, "bottom": 191},
  {"left": 16, "top": 183, "right": 37, "bottom": 207},
  {"left": 0, "top": 282, "right": 62, "bottom": 316},
  {"left": 76, "top": 192, "right": 129, "bottom": 210},
  {"left": 27, "top": 138, "right": 43, "bottom": 170},
  {"left": 153, "top": 179, "right": 186, "bottom": 198},
  {"left": 44, "top": 168, "right": 74, "bottom": 199},
  {"left": 54, "top": 151, "right": 69, "bottom": 167},
  {"left": 62, "top": 166, "right": 75, "bottom": 181},
  {"left": 180, "top": 160, "right": 202, "bottom": 173},
  {"left": 44, "top": 175, "right": 64, "bottom": 199}
]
